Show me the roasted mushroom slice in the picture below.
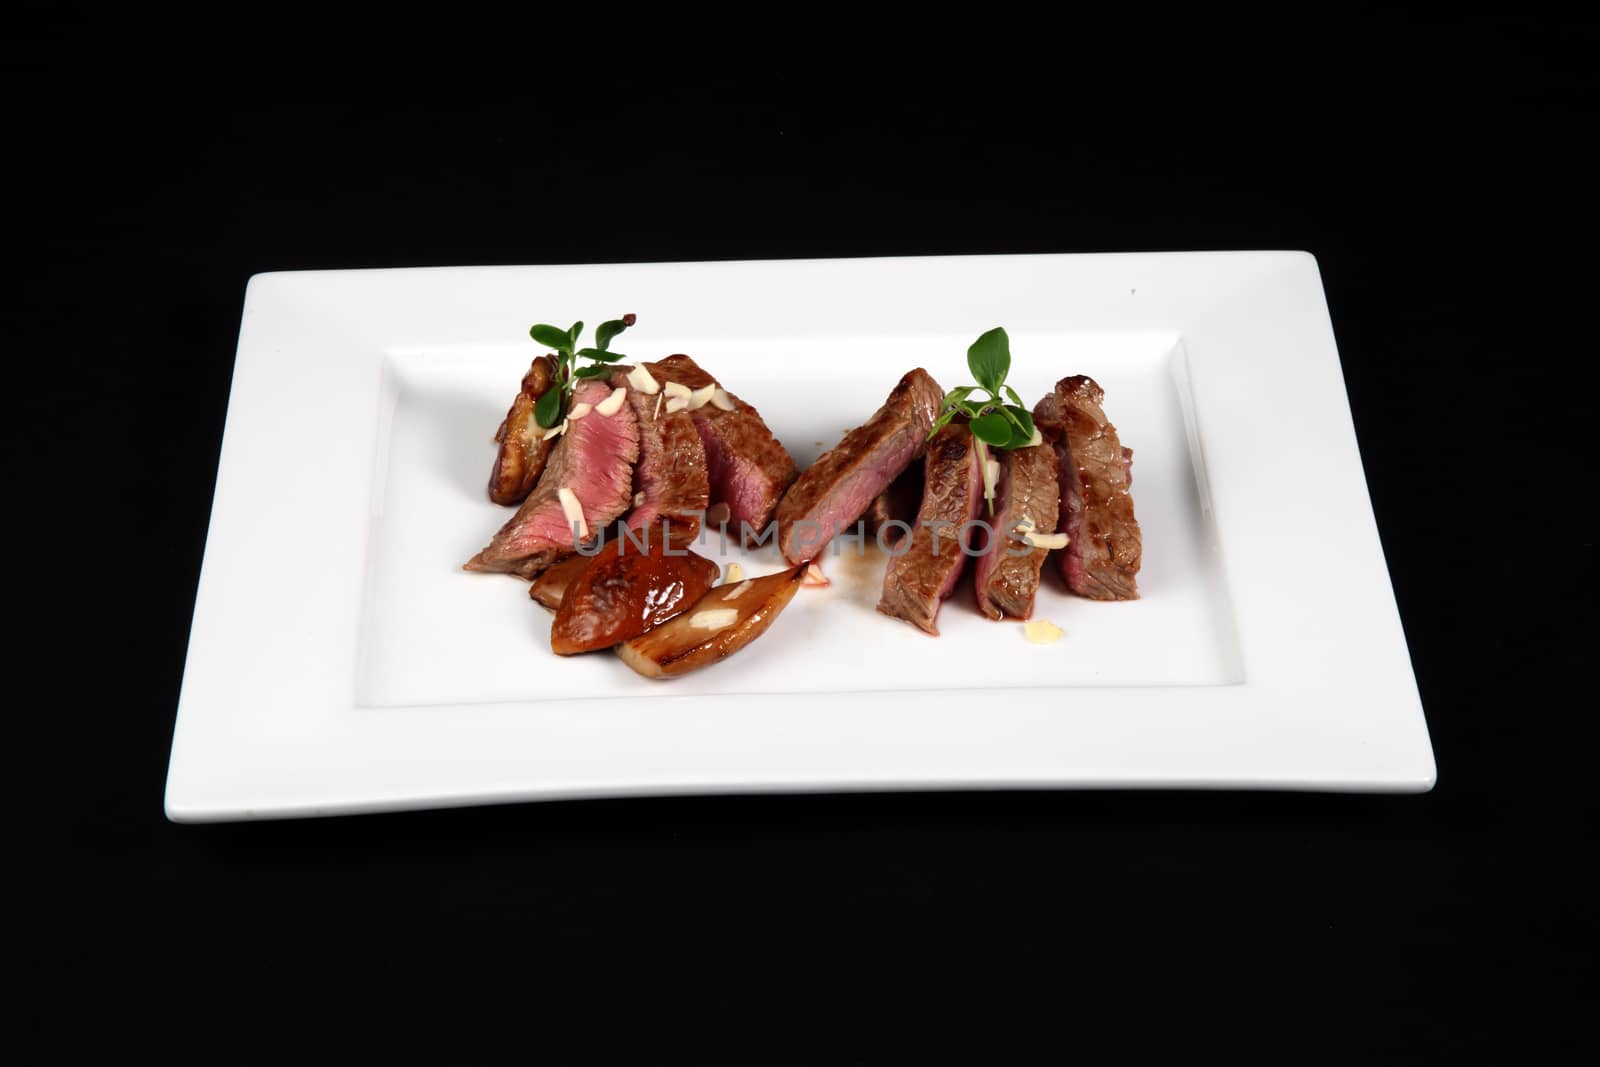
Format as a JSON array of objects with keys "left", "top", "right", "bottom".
[
  {"left": 616, "top": 564, "right": 805, "bottom": 679},
  {"left": 550, "top": 540, "right": 720, "bottom": 655},
  {"left": 529, "top": 553, "right": 593, "bottom": 611},
  {"left": 489, "top": 354, "right": 559, "bottom": 506}
]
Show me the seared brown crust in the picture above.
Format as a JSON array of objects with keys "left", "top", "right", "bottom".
[
  {"left": 488, "top": 355, "right": 559, "bottom": 505},
  {"left": 1034, "top": 376, "right": 1141, "bottom": 600},
  {"left": 648, "top": 354, "right": 718, "bottom": 392},
  {"left": 975, "top": 444, "right": 1060, "bottom": 620},
  {"left": 647, "top": 355, "right": 797, "bottom": 531},
  {"left": 776, "top": 368, "right": 943, "bottom": 564},
  {"left": 862, "top": 462, "right": 925, "bottom": 548},
  {"left": 876, "top": 423, "right": 983, "bottom": 635},
  {"left": 615, "top": 367, "right": 709, "bottom": 546}
]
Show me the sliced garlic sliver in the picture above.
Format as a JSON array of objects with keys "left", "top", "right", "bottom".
[
  {"left": 594, "top": 386, "right": 628, "bottom": 417},
  {"left": 1024, "top": 619, "right": 1065, "bottom": 645},
  {"left": 689, "top": 608, "right": 739, "bottom": 631},
  {"left": 663, "top": 380, "right": 691, "bottom": 400},
  {"left": 722, "top": 562, "right": 744, "bottom": 584},
  {"left": 688, "top": 383, "right": 718, "bottom": 409},
  {"left": 800, "top": 563, "right": 829, "bottom": 587},
  {"left": 633, "top": 491, "right": 645, "bottom": 507},
  {"left": 721, "top": 580, "right": 752, "bottom": 601},
  {"left": 1026, "top": 427, "right": 1043, "bottom": 447},
  {"left": 626, "top": 365, "right": 660, "bottom": 394},
  {"left": 653, "top": 392, "right": 664, "bottom": 419},
  {"left": 665, "top": 396, "right": 689, "bottom": 414},
  {"left": 557, "top": 487, "right": 589, "bottom": 539},
  {"left": 985, "top": 458, "right": 1001, "bottom": 488},
  {"left": 1023, "top": 531, "right": 1069, "bottom": 549},
  {"left": 535, "top": 418, "right": 568, "bottom": 441},
  {"left": 709, "top": 388, "right": 735, "bottom": 411},
  {"left": 566, "top": 402, "right": 592, "bottom": 421}
]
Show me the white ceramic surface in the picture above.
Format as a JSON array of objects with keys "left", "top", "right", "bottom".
[{"left": 165, "top": 253, "right": 1434, "bottom": 821}]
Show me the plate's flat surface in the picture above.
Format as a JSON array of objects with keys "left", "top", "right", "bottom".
[{"left": 165, "top": 253, "right": 1434, "bottom": 820}]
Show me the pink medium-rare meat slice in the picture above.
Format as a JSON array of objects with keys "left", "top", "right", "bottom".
[
  {"left": 1032, "top": 375, "right": 1141, "bottom": 600},
  {"left": 973, "top": 443, "right": 1061, "bottom": 620},
  {"left": 876, "top": 423, "right": 984, "bottom": 635},
  {"left": 464, "top": 379, "right": 641, "bottom": 577},
  {"left": 645, "top": 355, "right": 797, "bottom": 533},
  {"left": 776, "top": 368, "right": 943, "bottom": 564},
  {"left": 614, "top": 367, "right": 709, "bottom": 547}
]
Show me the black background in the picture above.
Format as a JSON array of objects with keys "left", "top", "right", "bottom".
[{"left": 13, "top": 13, "right": 1590, "bottom": 1062}]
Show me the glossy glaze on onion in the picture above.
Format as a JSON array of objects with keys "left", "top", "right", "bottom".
[
  {"left": 617, "top": 564, "right": 805, "bottom": 678},
  {"left": 550, "top": 539, "right": 719, "bottom": 655}
]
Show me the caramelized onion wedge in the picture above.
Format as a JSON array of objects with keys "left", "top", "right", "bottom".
[
  {"left": 616, "top": 565, "right": 805, "bottom": 679},
  {"left": 551, "top": 542, "right": 719, "bottom": 655},
  {"left": 528, "top": 553, "right": 589, "bottom": 610}
]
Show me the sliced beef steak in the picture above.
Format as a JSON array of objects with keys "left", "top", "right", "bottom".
[
  {"left": 1032, "top": 375, "right": 1141, "bottom": 600},
  {"left": 863, "top": 461, "right": 925, "bottom": 548},
  {"left": 876, "top": 423, "right": 984, "bottom": 635},
  {"left": 465, "top": 379, "right": 641, "bottom": 578},
  {"left": 644, "top": 355, "right": 797, "bottom": 534},
  {"left": 614, "top": 367, "right": 709, "bottom": 547},
  {"left": 973, "top": 443, "right": 1061, "bottom": 620},
  {"left": 488, "top": 354, "right": 559, "bottom": 505},
  {"left": 776, "top": 368, "right": 943, "bottom": 564}
]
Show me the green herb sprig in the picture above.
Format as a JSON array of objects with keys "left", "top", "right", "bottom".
[
  {"left": 529, "top": 313, "right": 637, "bottom": 428},
  {"left": 929, "top": 327, "right": 1037, "bottom": 513}
]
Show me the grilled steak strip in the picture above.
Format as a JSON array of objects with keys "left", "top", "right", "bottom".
[
  {"left": 876, "top": 423, "right": 984, "bottom": 635},
  {"left": 862, "top": 461, "right": 925, "bottom": 549},
  {"left": 646, "top": 355, "right": 797, "bottom": 534},
  {"left": 614, "top": 367, "right": 709, "bottom": 547},
  {"left": 1032, "top": 375, "right": 1141, "bottom": 600},
  {"left": 972, "top": 444, "right": 1061, "bottom": 620},
  {"left": 776, "top": 368, "right": 943, "bottom": 564},
  {"left": 465, "top": 379, "right": 641, "bottom": 578},
  {"left": 488, "top": 355, "right": 559, "bottom": 505}
]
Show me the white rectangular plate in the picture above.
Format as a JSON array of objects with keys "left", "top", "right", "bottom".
[{"left": 166, "top": 253, "right": 1434, "bottom": 820}]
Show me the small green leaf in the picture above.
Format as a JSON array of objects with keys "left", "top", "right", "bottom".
[
  {"left": 534, "top": 386, "right": 565, "bottom": 428},
  {"left": 966, "top": 328, "right": 1011, "bottom": 393},
  {"left": 927, "top": 408, "right": 957, "bottom": 440},
  {"left": 943, "top": 385, "right": 978, "bottom": 406},
  {"left": 576, "top": 347, "right": 626, "bottom": 363},
  {"left": 1002, "top": 405, "right": 1035, "bottom": 439},
  {"left": 595, "top": 315, "right": 634, "bottom": 352},
  {"left": 574, "top": 364, "right": 614, "bottom": 379},
  {"left": 969, "top": 411, "right": 1013, "bottom": 447},
  {"left": 1003, "top": 384, "right": 1024, "bottom": 407},
  {"left": 530, "top": 324, "right": 573, "bottom": 351},
  {"left": 568, "top": 321, "right": 584, "bottom": 344}
]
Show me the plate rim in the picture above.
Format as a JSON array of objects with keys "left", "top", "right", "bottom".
[{"left": 165, "top": 251, "right": 1435, "bottom": 821}]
